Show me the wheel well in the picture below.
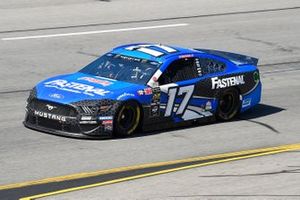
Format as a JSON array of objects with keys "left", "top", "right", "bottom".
[
  {"left": 113, "top": 99, "right": 144, "bottom": 137},
  {"left": 216, "top": 87, "right": 241, "bottom": 121},
  {"left": 217, "top": 87, "right": 240, "bottom": 98},
  {"left": 122, "top": 99, "right": 144, "bottom": 130}
]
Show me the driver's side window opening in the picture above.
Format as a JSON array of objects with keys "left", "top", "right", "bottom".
[{"left": 158, "top": 58, "right": 198, "bottom": 85}]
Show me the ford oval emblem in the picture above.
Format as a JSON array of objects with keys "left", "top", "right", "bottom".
[{"left": 49, "top": 93, "right": 64, "bottom": 99}]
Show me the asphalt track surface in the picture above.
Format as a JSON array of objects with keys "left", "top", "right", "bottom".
[{"left": 0, "top": 0, "right": 300, "bottom": 199}]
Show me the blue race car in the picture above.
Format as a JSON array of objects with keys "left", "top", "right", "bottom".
[{"left": 24, "top": 43, "right": 261, "bottom": 138}]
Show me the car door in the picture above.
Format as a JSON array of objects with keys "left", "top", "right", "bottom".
[{"left": 157, "top": 57, "right": 199, "bottom": 121}]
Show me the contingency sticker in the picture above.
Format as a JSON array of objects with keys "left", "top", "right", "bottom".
[{"left": 150, "top": 87, "right": 161, "bottom": 117}]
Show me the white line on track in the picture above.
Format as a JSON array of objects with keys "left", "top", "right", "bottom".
[
  {"left": 1, "top": 23, "right": 189, "bottom": 41},
  {"left": 263, "top": 68, "right": 297, "bottom": 74}
]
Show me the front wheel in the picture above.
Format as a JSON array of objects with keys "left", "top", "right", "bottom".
[
  {"left": 216, "top": 88, "right": 240, "bottom": 121},
  {"left": 114, "top": 101, "right": 141, "bottom": 137}
]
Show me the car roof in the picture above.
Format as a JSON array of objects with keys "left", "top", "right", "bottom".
[{"left": 111, "top": 43, "right": 202, "bottom": 62}]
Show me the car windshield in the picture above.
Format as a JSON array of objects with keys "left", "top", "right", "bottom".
[{"left": 79, "top": 53, "right": 160, "bottom": 85}]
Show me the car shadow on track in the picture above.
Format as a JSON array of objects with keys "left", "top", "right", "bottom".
[
  {"left": 39, "top": 103, "right": 284, "bottom": 140},
  {"left": 238, "top": 103, "right": 285, "bottom": 120},
  {"left": 234, "top": 103, "right": 285, "bottom": 134},
  {"left": 131, "top": 103, "right": 286, "bottom": 138}
]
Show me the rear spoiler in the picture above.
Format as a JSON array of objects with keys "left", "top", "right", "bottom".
[{"left": 194, "top": 48, "right": 258, "bottom": 66}]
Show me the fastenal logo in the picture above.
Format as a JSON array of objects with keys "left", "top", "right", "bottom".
[
  {"left": 211, "top": 75, "right": 245, "bottom": 89},
  {"left": 44, "top": 79, "right": 110, "bottom": 96},
  {"left": 46, "top": 104, "right": 57, "bottom": 111}
]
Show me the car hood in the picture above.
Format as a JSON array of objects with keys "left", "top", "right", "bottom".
[{"left": 36, "top": 72, "right": 144, "bottom": 104}]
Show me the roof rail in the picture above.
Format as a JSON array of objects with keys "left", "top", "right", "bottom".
[{"left": 125, "top": 44, "right": 178, "bottom": 57}]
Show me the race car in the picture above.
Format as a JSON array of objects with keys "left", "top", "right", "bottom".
[{"left": 24, "top": 43, "right": 261, "bottom": 138}]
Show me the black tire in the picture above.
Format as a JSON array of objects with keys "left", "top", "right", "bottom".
[
  {"left": 114, "top": 101, "right": 141, "bottom": 137},
  {"left": 216, "top": 88, "right": 240, "bottom": 121}
]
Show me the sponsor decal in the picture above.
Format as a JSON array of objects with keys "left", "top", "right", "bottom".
[
  {"left": 102, "top": 120, "right": 113, "bottom": 125},
  {"left": 102, "top": 119, "right": 113, "bottom": 131},
  {"left": 253, "top": 71, "right": 260, "bottom": 83},
  {"left": 118, "top": 55, "right": 142, "bottom": 62},
  {"left": 151, "top": 105, "right": 159, "bottom": 113},
  {"left": 151, "top": 87, "right": 160, "bottom": 103},
  {"left": 152, "top": 92, "right": 160, "bottom": 102},
  {"left": 195, "top": 58, "right": 202, "bottom": 76},
  {"left": 137, "top": 90, "right": 144, "bottom": 96},
  {"left": 205, "top": 101, "right": 212, "bottom": 111},
  {"left": 98, "top": 116, "right": 113, "bottom": 120},
  {"left": 49, "top": 93, "right": 64, "bottom": 99},
  {"left": 104, "top": 126, "right": 113, "bottom": 131},
  {"left": 150, "top": 87, "right": 161, "bottom": 117},
  {"left": 81, "top": 116, "right": 92, "bottom": 121},
  {"left": 46, "top": 104, "right": 57, "bottom": 111},
  {"left": 44, "top": 79, "right": 110, "bottom": 96},
  {"left": 78, "top": 77, "right": 112, "bottom": 87},
  {"left": 242, "top": 98, "right": 252, "bottom": 108},
  {"left": 117, "top": 93, "right": 135, "bottom": 100},
  {"left": 34, "top": 110, "right": 66, "bottom": 122},
  {"left": 102, "top": 120, "right": 113, "bottom": 131},
  {"left": 144, "top": 88, "right": 152, "bottom": 95},
  {"left": 150, "top": 104, "right": 160, "bottom": 117},
  {"left": 179, "top": 54, "right": 194, "bottom": 59},
  {"left": 211, "top": 75, "right": 245, "bottom": 89},
  {"left": 79, "top": 121, "right": 97, "bottom": 124},
  {"left": 137, "top": 88, "right": 152, "bottom": 96}
]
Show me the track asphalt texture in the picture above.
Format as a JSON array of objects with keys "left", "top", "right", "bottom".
[
  {"left": 0, "top": 0, "right": 300, "bottom": 199},
  {"left": 0, "top": 144, "right": 298, "bottom": 200}
]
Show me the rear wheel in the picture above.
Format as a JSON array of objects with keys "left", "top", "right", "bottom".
[
  {"left": 114, "top": 101, "right": 141, "bottom": 137},
  {"left": 216, "top": 88, "right": 240, "bottom": 121}
]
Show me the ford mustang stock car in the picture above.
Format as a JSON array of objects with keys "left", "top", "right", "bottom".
[{"left": 24, "top": 43, "right": 261, "bottom": 138}]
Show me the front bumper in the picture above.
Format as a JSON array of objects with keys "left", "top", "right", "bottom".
[
  {"left": 23, "top": 120, "right": 111, "bottom": 139},
  {"left": 24, "top": 111, "right": 112, "bottom": 139},
  {"left": 24, "top": 98, "right": 115, "bottom": 139}
]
